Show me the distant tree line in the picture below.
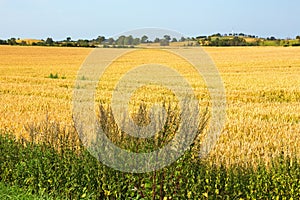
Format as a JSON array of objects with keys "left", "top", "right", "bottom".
[
  {"left": 0, "top": 33, "right": 299, "bottom": 47},
  {"left": 102, "top": 34, "right": 187, "bottom": 47},
  {"left": 196, "top": 33, "right": 300, "bottom": 47},
  {"left": 0, "top": 35, "right": 183, "bottom": 48},
  {"left": 0, "top": 36, "right": 106, "bottom": 48},
  {"left": 210, "top": 37, "right": 248, "bottom": 46}
]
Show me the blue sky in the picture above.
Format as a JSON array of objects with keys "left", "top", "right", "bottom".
[{"left": 1, "top": 0, "right": 299, "bottom": 40}]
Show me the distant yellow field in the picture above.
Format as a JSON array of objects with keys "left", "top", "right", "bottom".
[
  {"left": 0, "top": 45, "right": 299, "bottom": 167},
  {"left": 16, "top": 39, "right": 43, "bottom": 45}
]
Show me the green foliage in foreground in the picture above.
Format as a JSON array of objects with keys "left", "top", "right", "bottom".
[
  {"left": 0, "top": 181, "right": 51, "bottom": 200},
  {"left": 0, "top": 134, "right": 300, "bottom": 199}
]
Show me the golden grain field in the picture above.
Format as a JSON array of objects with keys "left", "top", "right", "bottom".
[{"left": 0, "top": 45, "right": 299, "bottom": 167}]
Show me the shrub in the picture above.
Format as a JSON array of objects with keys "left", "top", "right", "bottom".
[
  {"left": 48, "top": 73, "right": 59, "bottom": 79},
  {"left": 292, "top": 43, "right": 300, "bottom": 46},
  {"left": 1, "top": 104, "right": 300, "bottom": 199}
]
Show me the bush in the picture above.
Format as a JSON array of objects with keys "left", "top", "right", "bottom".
[
  {"left": 48, "top": 73, "right": 59, "bottom": 79},
  {"left": 292, "top": 43, "right": 300, "bottom": 46},
  {"left": 1, "top": 105, "right": 300, "bottom": 199},
  {"left": 1, "top": 132, "right": 300, "bottom": 199}
]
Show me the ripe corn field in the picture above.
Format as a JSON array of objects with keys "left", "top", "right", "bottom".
[{"left": 0, "top": 45, "right": 299, "bottom": 169}]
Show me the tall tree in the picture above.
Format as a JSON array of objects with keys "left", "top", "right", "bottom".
[
  {"left": 8, "top": 38, "right": 17, "bottom": 45},
  {"left": 141, "top": 35, "right": 148, "bottom": 43},
  {"left": 124, "top": 35, "right": 134, "bottom": 45},
  {"left": 96, "top": 36, "right": 105, "bottom": 44},
  {"left": 77, "top": 39, "right": 89, "bottom": 47},
  {"left": 45, "top": 38, "right": 54, "bottom": 45},
  {"left": 116, "top": 35, "right": 125, "bottom": 46},
  {"left": 107, "top": 38, "right": 114, "bottom": 45},
  {"left": 132, "top": 38, "right": 140, "bottom": 45},
  {"left": 154, "top": 38, "right": 160, "bottom": 43},
  {"left": 164, "top": 35, "right": 171, "bottom": 41},
  {"left": 171, "top": 38, "right": 177, "bottom": 42},
  {"left": 0, "top": 39, "right": 7, "bottom": 45}
]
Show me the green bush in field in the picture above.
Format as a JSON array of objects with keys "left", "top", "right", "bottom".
[
  {"left": 48, "top": 73, "right": 59, "bottom": 79},
  {"left": 0, "top": 104, "right": 300, "bottom": 199},
  {"left": 0, "top": 182, "right": 52, "bottom": 200},
  {"left": 1, "top": 133, "right": 300, "bottom": 199}
]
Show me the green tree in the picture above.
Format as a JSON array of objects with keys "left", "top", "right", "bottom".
[
  {"left": 77, "top": 39, "right": 89, "bottom": 47},
  {"left": 45, "top": 38, "right": 54, "bottom": 46},
  {"left": 0, "top": 39, "right": 7, "bottom": 45},
  {"left": 141, "top": 35, "right": 148, "bottom": 43},
  {"left": 116, "top": 35, "right": 125, "bottom": 46},
  {"left": 124, "top": 35, "right": 134, "bottom": 45},
  {"left": 96, "top": 36, "right": 105, "bottom": 44},
  {"left": 66, "top": 37, "right": 71, "bottom": 42},
  {"left": 269, "top": 36, "right": 276, "bottom": 40},
  {"left": 171, "top": 38, "right": 177, "bottom": 42},
  {"left": 164, "top": 35, "right": 171, "bottom": 41},
  {"left": 8, "top": 38, "right": 17, "bottom": 45},
  {"left": 132, "top": 38, "right": 140, "bottom": 45},
  {"left": 211, "top": 33, "right": 222, "bottom": 37},
  {"left": 107, "top": 38, "right": 114, "bottom": 45},
  {"left": 154, "top": 38, "right": 160, "bottom": 43}
]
